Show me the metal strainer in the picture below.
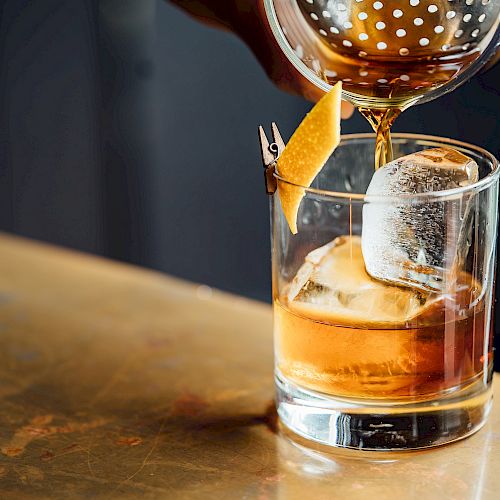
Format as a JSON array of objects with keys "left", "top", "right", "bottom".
[{"left": 265, "top": 0, "right": 500, "bottom": 108}]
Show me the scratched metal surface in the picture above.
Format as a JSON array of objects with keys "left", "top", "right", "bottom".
[{"left": 0, "top": 234, "right": 498, "bottom": 499}]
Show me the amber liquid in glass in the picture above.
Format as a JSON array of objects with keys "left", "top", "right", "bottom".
[
  {"left": 275, "top": 238, "right": 492, "bottom": 400},
  {"left": 275, "top": 297, "right": 490, "bottom": 399}
]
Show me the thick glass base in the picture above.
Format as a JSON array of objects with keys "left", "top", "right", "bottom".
[{"left": 276, "top": 371, "right": 492, "bottom": 451}]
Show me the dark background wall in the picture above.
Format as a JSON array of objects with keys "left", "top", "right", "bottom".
[{"left": 0, "top": 0, "right": 498, "bottom": 306}]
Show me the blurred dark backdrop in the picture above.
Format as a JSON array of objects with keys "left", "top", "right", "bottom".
[{"left": 0, "top": 0, "right": 498, "bottom": 337}]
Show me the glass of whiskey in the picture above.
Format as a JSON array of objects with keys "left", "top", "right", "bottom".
[{"left": 272, "top": 133, "right": 499, "bottom": 450}]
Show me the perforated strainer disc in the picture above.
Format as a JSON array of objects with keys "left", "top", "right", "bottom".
[{"left": 266, "top": 0, "right": 500, "bottom": 108}]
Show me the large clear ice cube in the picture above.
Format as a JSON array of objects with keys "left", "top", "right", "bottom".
[
  {"left": 288, "top": 235, "right": 429, "bottom": 326},
  {"left": 361, "top": 148, "right": 478, "bottom": 292}
]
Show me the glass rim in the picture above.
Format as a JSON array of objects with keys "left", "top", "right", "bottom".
[{"left": 273, "top": 133, "right": 500, "bottom": 203}]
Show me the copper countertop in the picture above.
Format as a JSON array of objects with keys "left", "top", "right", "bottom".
[{"left": 0, "top": 234, "right": 498, "bottom": 499}]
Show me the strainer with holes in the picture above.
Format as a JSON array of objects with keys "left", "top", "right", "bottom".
[{"left": 265, "top": 0, "right": 500, "bottom": 109}]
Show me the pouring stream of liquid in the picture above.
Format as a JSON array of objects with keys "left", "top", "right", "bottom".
[{"left": 358, "top": 108, "right": 402, "bottom": 169}]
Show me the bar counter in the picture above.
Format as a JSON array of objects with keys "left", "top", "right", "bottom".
[{"left": 0, "top": 234, "right": 498, "bottom": 499}]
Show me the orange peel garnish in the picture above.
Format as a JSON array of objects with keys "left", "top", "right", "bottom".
[{"left": 276, "top": 82, "right": 342, "bottom": 234}]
